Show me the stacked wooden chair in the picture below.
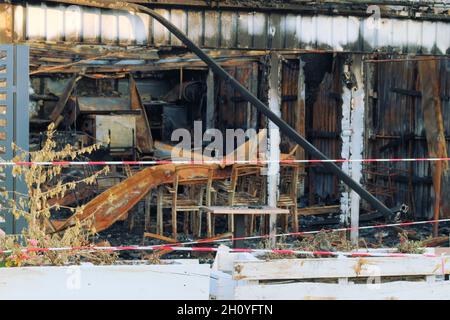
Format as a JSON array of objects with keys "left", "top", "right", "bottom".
[
  {"left": 277, "top": 162, "right": 301, "bottom": 232},
  {"left": 213, "top": 163, "right": 266, "bottom": 234},
  {"left": 155, "top": 165, "right": 214, "bottom": 239}
]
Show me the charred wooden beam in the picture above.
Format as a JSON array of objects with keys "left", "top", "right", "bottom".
[
  {"left": 130, "top": 75, "right": 154, "bottom": 153},
  {"left": 49, "top": 75, "right": 81, "bottom": 127}
]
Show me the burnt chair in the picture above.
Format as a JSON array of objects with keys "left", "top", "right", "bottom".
[
  {"left": 277, "top": 162, "right": 302, "bottom": 232},
  {"left": 213, "top": 163, "right": 266, "bottom": 234},
  {"left": 156, "top": 165, "right": 214, "bottom": 239}
]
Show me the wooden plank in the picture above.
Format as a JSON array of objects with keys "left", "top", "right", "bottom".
[
  {"left": 50, "top": 75, "right": 80, "bottom": 126},
  {"left": 144, "top": 232, "right": 177, "bottom": 243},
  {"left": 130, "top": 75, "right": 153, "bottom": 153},
  {"left": 297, "top": 205, "right": 340, "bottom": 216},
  {"left": 235, "top": 281, "right": 450, "bottom": 300},
  {"left": 213, "top": 249, "right": 260, "bottom": 273},
  {"left": 197, "top": 232, "right": 233, "bottom": 244},
  {"left": 233, "top": 257, "right": 450, "bottom": 281}
]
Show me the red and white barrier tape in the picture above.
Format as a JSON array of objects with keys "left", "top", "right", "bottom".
[
  {"left": 1, "top": 157, "right": 450, "bottom": 166},
  {"left": 0, "top": 244, "right": 440, "bottom": 258},
  {"left": 1, "top": 218, "right": 448, "bottom": 258},
  {"left": 1, "top": 218, "right": 449, "bottom": 258}
]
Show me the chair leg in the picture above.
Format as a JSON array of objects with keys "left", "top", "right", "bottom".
[
  {"left": 227, "top": 198, "right": 234, "bottom": 233},
  {"left": 127, "top": 212, "right": 134, "bottom": 232},
  {"left": 292, "top": 206, "right": 299, "bottom": 233},
  {"left": 144, "top": 193, "right": 151, "bottom": 232},
  {"left": 197, "top": 211, "right": 202, "bottom": 237},
  {"left": 157, "top": 208, "right": 163, "bottom": 236},
  {"left": 184, "top": 212, "right": 190, "bottom": 235},
  {"left": 283, "top": 212, "right": 289, "bottom": 233},
  {"left": 191, "top": 211, "right": 196, "bottom": 234},
  {"left": 156, "top": 189, "right": 163, "bottom": 235},
  {"left": 260, "top": 214, "right": 265, "bottom": 235},
  {"left": 172, "top": 198, "right": 177, "bottom": 239},
  {"left": 228, "top": 215, "right": 234, "bottom": 233},
  {"left": 247, "top": 215, "right": 254, "bottom": 236},
  {"left": 207, "top": 212, "right": 212, "bottom": 238}
]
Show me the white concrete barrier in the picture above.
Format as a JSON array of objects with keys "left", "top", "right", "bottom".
[{"left": 0, "top": 263, "right": 211, "bottom": 300}]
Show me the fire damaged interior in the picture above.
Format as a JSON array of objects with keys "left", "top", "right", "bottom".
[{"left": 1, "top": 0, "right": 450, "bottom": 250}]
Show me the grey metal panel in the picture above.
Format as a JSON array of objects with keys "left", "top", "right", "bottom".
[
  {"left": 0, "top": 45, "right": 29, "bottom": 234},
  {"left": 0, "top": 45, "right": 14, "bottom": 233},
  {"left": 268, "top": 13, "right": 284, "bottom": 49},
  {"left": 220, "top": 11, "right": 236, "bottom": 48},
  {"left": 187, "top": 10, "right": 203, "bottom": 46},
  {"left": 11, "top": 2, "right": 450, "bottom": 54},
  {"left": 252, "top": 12, "right": 267, "bottom": 49},
  {"left": 13, "top": 45, "right": 29, "bottom": 233},
  {"left": 152, "top": 8, "right": 170, "bottom": 45},
  {"left": 204, "top": 10, "right": 219, "bottom": 48},
  {"left": 170, "top": 9, "right": 187, "bottom": 47},
  {"left": 237, "top": 12, "right": 252, "bottom": 49}
]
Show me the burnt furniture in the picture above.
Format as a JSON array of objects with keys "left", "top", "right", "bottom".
[{"left": 201, "top": 206, "right": 289, "bottom": 248}]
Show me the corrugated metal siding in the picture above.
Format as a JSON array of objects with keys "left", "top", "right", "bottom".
[
  {"left": 11, "top": 2, "right": 450, "bottom": 54},
  {"left": 305, "top": 54, "right": 344, "bottom": 205},
  {"left": 216, "top": 62, "right": 259, "bottom": 134},
  {"left": 280, "top": 59, "right": 300, "bottom": 154},
  {"left": 365, "top": 58, "right": 450, "bottom": 219}
]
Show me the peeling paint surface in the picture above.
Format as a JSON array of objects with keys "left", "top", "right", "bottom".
[{"left": 9, "top": 3, "right": 450, "bottom": 54}]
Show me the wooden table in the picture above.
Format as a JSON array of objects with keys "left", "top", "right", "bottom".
[{"left": 201, "top": 206, "right": 290, "bottom": 248}]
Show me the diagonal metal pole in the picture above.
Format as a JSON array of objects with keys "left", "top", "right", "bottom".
[{"left": 47, "top": 0, "right": 393, "bottom": 217}]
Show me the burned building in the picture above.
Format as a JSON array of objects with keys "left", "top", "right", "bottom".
[{"left": 0, "top": 0, "right": 449, "bottom": 247}]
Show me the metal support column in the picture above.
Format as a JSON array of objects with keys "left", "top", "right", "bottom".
[{"left": 0, "top": 45, "right": 29, "bottom": 234}]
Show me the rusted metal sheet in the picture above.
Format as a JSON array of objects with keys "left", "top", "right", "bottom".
[
  {"left": 418, "top": 59, "right": 450, "bottom": 222},
  {"left": 10, "top": 2, "right": 450, "bottom": 54},
  {"left": 280, "top": 59, "right": 301, "bottom": 154},
  {"left": 216, "top": 62, "right": 259, "bottom": 135},
  {"left": 49, "top": 74, "right": 80, "bottom": 127},
  {"left": 130, "top": 75, "right": 153, "bottom": 153},
  {"left": 365, "top": 57, "right": 450, "bottom": 219},
  {"left": 305, "top": 54, "right": 343, "bottom": 205}
]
